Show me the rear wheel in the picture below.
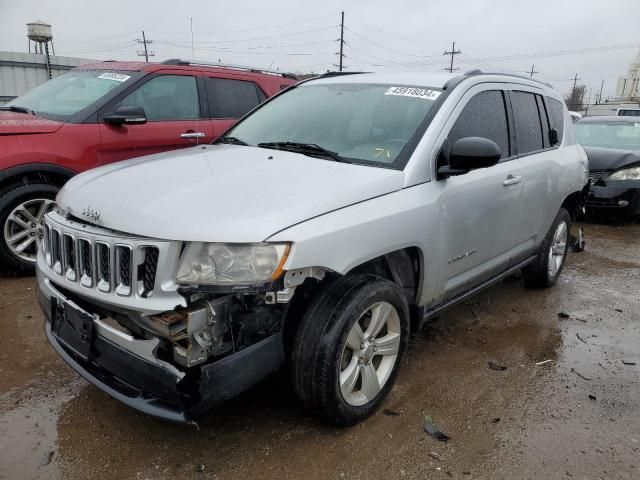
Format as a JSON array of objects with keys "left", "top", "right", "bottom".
[
  {"left": 0, "top": 183, "right": 57, "bottom": 275},
  {"left": 523, "top": 208, "right": 571, "bottom": 288},
  {"left": 291, "top": 275, "right": 410, "bottom": 426}
]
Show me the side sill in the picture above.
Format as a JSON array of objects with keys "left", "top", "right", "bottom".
[{"left": 423, "top": 255, "right": 537, "bottom": 322}]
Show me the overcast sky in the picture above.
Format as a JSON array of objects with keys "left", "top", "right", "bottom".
[{"left": 1, "top": 0, "right": 639, "bottom": 99}]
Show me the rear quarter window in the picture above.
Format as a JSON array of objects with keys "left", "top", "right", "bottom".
[
  {"left": 206, "top": 77, "right": 266, "bottom": 119},
  {"left": 544, "top": 97, "right": 565, "bottom": 145}
]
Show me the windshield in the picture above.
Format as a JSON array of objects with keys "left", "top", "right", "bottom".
[
  {"left": 224, "top": 83, "right": 442, "bottom": 168},
  {"left": 7, "top": 70, "right": 138, "bottom": 120},
  {"left": 576, "top": 121, "right": 640, "bottom": 150},
  {"left": 618, "top": 109, "right": 640, "bottom": 117}
]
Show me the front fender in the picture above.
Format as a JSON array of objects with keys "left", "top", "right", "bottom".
[{"left": 267, "top": 183, "right": 443, "bottom": 307}]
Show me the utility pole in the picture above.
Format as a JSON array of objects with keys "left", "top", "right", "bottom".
[
  {"left": 528, "top": 64, "right": 538, "bottom": 77},
  {"left": 570, "top": 73, "right": 581, "bottom": 107},
  {"left": 597, "top": 79, "right": 605, "bottom": 104},
  {"left": 136, "top": 30, "right": 154, "bottom": 62},
  {"left": 443, "top": 41, "right": 461, "bottom": 73},
  {"left": 338, "top": 11, "right": 345, "bottom": 72}
]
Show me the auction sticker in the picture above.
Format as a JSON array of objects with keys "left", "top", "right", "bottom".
[
  {"left": 385, "top": 86, "right": 441, "bottom": 100},
  {"left": 98, "top": 72, "right": 131, "bottom": 82}
]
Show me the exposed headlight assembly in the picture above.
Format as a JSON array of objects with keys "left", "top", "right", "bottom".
[
  {"left": 176, "top": 243, "right": 291, "bottom": 285},
  {"left": 608, "top": 166, "right": 640, "bottom": 181}
]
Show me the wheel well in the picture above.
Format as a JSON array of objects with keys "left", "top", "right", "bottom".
[
  {"left": 561, "top": 189, "right": 587, "bottom": 221},
  {"left": 348, "top": 247, "right": 422, "bottom": 306},
  {"left": 282, "top": 247, "right": 424, "bottom": 356},
  {"left": 0, "top": 170, "right": 71, "bottom": 195}
]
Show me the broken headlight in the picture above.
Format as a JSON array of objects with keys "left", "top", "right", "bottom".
[
  {"left": 176, "top": 243, "right": 290, "bottom": 285},
  {"left": 608, "top": 166, "right": 640, "bottom": 181}
]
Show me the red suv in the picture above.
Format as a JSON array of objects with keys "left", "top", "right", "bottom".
[{"left": 0, "top": 59, "right": 296, "bottom": 273}]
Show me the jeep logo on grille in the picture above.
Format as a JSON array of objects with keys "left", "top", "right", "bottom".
[{"left": 81, "top": 206, "right": 101, "bottom": 221}]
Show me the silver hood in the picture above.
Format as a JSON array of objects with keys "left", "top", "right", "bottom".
[{"left": 58, "top": 145, "right": 405, "bottom": 242}]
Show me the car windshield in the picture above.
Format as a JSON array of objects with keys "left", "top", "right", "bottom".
[
  {"left": 576, "top": 121, "right": 640, "bottom": 150},
  {"left": 6, "top": 70, "right": 138, "bottom": 120},
  {"left": 618, "top": 109, "right": 640, "bottom": 117},
  {"left": 224, "top": 83, "right": 442, "bottom": 169}
]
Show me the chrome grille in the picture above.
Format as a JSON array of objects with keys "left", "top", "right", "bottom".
[
  {"left": 63, "top": 234, "right": 77, "bottom": 282},
  {"left": 78, "top": 239, "right": 93, "bottom": 287},
  {"left": 96, "top": 242, "right": 111, "bottom": 292},
  {"left": 40, "top": 213, "right": 174, "bottom": 304},
  {"left": 51, "top": 229, "right": 62, "bottom": 275},
  {"left": 140, "top": 247, "right": 159, "bottom": 298},
  {"left": 589, "top": 169, "right": 607, "bottom": 184}
]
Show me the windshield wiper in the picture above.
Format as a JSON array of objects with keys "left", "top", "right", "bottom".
[
  {"left": 214, "top": 136, "right": 248, "bottom": 146},
  {"left": 257, "top": 142, "right": 351, "bottom": 163},
  {"left": 0, "top": 105, "right": 35, "bottom": 115}
]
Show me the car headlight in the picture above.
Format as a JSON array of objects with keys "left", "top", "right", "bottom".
[
  {"left": 608, "top": 166, "right": 640, "bottom": 181},
  {"left": 176, "top": 242, "right": 291, "bottom": 285}
]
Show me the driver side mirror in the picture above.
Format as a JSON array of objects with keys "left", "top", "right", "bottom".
[
  {"left": 438, "top": 137, "right": 501, "bottom": 178},
  {"left": 103, "top": 105, "right": 147, "bottom": 126}
]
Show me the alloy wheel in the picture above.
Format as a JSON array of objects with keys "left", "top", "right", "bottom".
[
  {"left": 547, "top": 220, "right": 568, "bottom": 278},
  {"left": 3, "top": 198, "right": 54, "bottom": 263},
  {"left": 339, "top": 301, "right": 401, "bottom": 406}
]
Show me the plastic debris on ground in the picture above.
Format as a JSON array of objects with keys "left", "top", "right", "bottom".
[
  {"left": 488, "top": 360, "right": 507, "bottom": 371},
  {"left": 424, "top": 416, "right": 450, "bottom": 442}
]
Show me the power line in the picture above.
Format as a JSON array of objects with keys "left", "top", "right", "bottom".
[
  {"left": 477, "top": 42, "right": 639, "bottom": 62},
  {"left": 61, "top": 41, "right": 136, "bottom": 55},
  {"left": 443, "top": 41, "right": 461, "bottom": 73},
  {"left": 154, "top": 40, "right": 331, "bottom": 56},
  {"left": 344, "top": 26, "right": 434, "bottom": 59},
  {"left": 346, "top": 14, "right": 449, "bottom": 47},
  {"left": 148, "top": 14, "right": 336, "bottom": 36},
  {"left": 168, "top": 26, "right": 338, "bottom": 46}
]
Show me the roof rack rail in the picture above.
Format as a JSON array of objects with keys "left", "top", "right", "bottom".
[
  {"left": 160, "top": 59, "right": 297, "bottom": 80},
  {"left": 462, "top": 69, "right": 553, "bottom": 89},
  {"left": 316, "top": 71, "right": 368, "bottom": 78}
]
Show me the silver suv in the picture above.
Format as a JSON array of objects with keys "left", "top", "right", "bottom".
[{"left": 36, "top": 70, "right": 589, "bottom": 426}]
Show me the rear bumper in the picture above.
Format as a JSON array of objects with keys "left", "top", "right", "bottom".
[
  {"left": 37, "top": 275, "right": 285, "bottom": 423},
  {"left": 586, "top": 184, "right": 640, "bottom": 215}
]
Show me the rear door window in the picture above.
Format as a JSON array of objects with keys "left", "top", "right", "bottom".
[
  {"left": 206, "top": 77, "right": 266, "bottom": 118},
  {"left": 448, "top": 90, "right": 510, "bottom": 159},
  {"left": 118, "top": 75, "right": 199, "bottom": 121},
  {"left": 511, "top": 91, "right": 544, "bottom": 154},
  {"left": 544, "top": 97, "right": 565, "bottom": 144}
]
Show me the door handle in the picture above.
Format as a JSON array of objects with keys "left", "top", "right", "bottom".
[
  {"left": 180, "top": 132, "right": 205, "bottom": 139},
  {"left": 502, "top": 175, "right": 522, "bottom": 186}
]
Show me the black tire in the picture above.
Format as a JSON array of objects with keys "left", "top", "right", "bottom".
[
  {"left": 523, "top": 208, "right": 571, "bottom": 289},
  {"left": 291, "top": 274, "right": 410, "bottom": 426},
  {"left": 0, "top": 183, "right": 58, "bottom": 276}
]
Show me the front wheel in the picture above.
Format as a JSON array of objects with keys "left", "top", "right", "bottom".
[
  {"left": 291, "top": 275, "right": 410, "bottom": 426},
  {"left": 523, "top": 208, "right": 571, "bottom": 288},
  {"left": 0, "top": 183, "right": 57, "bottom": 275}
]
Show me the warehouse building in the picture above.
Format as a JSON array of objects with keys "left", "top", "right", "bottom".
[{"left": 0, "top": 51, "right": 94, "bottom": 106}]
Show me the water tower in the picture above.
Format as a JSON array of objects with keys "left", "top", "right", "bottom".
[{"left": 27, "top": 21, "right": 55, "bottom": 78}]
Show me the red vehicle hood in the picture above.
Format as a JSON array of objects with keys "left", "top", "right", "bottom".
[{"left": 0, "top": 111, "right": 63, "bottom": 135}]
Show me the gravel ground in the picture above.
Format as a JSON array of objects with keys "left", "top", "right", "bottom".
[{"left": 0, "top": 222, "right": 638, "bottom": 480}]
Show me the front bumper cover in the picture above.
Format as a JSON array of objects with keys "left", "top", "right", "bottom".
[
  {"left": 37, "top": 276, "right": 285, "bottom": 424},
  {"left": 586, "top": 182, "right": 640, "bottom": 215}
]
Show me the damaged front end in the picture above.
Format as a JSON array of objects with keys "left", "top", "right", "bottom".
[
  {"left": 35, "top": 210, "right": 312, "bottom": 423},
  {"left": 41, "top": 282, "right": 288, "bottom": 423}
]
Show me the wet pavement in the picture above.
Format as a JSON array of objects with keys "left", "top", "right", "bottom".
[{"left": 1, "top": 222, "right": 638, "bottom": 479}]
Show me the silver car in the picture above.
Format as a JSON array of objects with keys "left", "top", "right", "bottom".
[{"left": 36, "top": 70, "right": 589, "bottom": 426}]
